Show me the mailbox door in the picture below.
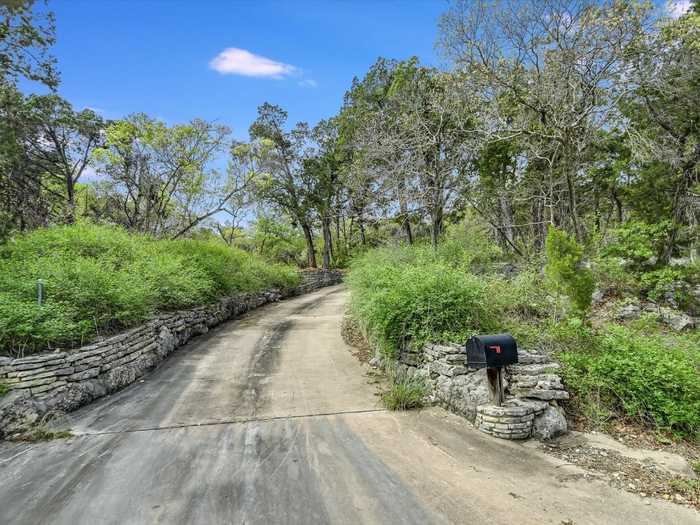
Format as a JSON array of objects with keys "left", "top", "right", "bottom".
[
  {"left": 480, "top": 334, "right": 518, "bottom": 368},
  {"left": 466, "top": 337, "right": 487, "bottom": 369}
]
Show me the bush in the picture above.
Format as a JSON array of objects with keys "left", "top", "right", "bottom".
[
  {"left": 347, "top": 245, "right": 500, "bottom": 358},
  {"left": 601, "top": 220, "right": 671, "bottom": 271},
  {"left": 0, "top": 223, "right": 300, "bottom": 355},
  {"left": 0, "top": 381, "right": 8, "bottom": 397},
  {"left": 545, "top": 226, "right": 594, "bottom": 316},
  {"left": 559, "top": 324, "right": 700, "bottom": 439},
  {"left": 382, "top": 375, "right": 427, "bottom": 410}
]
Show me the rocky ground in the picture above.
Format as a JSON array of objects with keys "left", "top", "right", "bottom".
[{"left": 537, "top": 431, "right": 699, "bottom": 511}]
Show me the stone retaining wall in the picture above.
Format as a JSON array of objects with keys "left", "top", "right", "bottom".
[
  {"left": 0, "top": 270, "right": 342, "bottom": 439},
  {"left": 396, "top": 342, "right": 569, "bottom": 440}
]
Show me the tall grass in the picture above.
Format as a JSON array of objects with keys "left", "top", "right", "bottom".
[
  {"left": 0, "top": 223, "right": 300, "bottom": 355},
  {"left": 346, "top": 244, "right": 500, "bottom": 358}
]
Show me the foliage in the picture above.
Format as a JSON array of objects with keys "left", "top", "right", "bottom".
[
  {"left": 0, "top": 0, "right": 58, "bottom": 88},
  {"left": 347, "top": 245, "right": 500, "bottom": 358},
  {"left": 545, "top": 227, "right": 594, "bottom": 316},
  {"left": 0, "top": 223, "right": 299, "bottom": 355},
  {"left": 382, "top": 374, "right": 427, "bottom": 410},
  {"left": 247, "top": 215, "right": 307, "bottom": 266},
  {"left": 601, "top": 220, "right": 672, "bottom": 271},
  {"left": 91, "top": 114, "right": 233, "bottom": 238},
  {"left": 560, "top": 325, "right": 700, "bottom": 439},
  {"left": 0, "top": 381, "right": 8, "bottom": 397}
]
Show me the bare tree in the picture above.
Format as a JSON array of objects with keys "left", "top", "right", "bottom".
[
  {"left": 354, "top": 59, "right": 477, "bottom": 247},
  {"left": 439, "top": 0, "right": 651, "bottom": 240}
]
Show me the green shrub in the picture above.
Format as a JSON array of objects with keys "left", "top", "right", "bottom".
[
  {"left": 0, "top": 381, "right": 8, "bottom": 397},
  {"left": 382, "top": 375, "right": 427, "bottom": 410},
  {"left": 640, "top": 266, "right": 698, "bottom": 312},
  {"left": 488, "top": 269, "right": 552, "bottom": 321},
  {"left": 545, "top": 226, "right": 594, "bottom": 315},
  {"left": 601, "top": 220, "right": 671, "bottom": 271},
  {"left": 0, "top": 223, "right": 300, "bottom": 355},
  {"left": 347, "top": 245, "right": 500, "bottom": 358},
  {"left": 560, "top": 324, "right": 700, "bottom": 439}
]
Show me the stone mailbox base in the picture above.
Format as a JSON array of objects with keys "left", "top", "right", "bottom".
[{"left": 475, "top": 404, "right": 535, "bottom": 440}]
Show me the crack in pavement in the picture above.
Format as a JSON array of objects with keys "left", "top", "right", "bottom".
[{"left": 71, "top": 408, "right": 388, "bottom": 437}]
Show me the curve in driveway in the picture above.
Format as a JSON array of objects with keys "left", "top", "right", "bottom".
[{"left": 0, "top": 284, "right": 696, "bottom": 524}]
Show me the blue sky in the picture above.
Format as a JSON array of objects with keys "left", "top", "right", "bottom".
[{"left": 33, "top": 0, "right": 448, "bottom": 139}]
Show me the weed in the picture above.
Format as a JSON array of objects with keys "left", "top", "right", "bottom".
[
  {"left": 382, "top": 375, "right": 427, "bottom": 411},
  {"left": 10, "top": 429, "right": 73, "bottom": 442}
]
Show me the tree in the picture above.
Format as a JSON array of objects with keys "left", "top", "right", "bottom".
[
  {"left": 353, "top": 59, "right": 476, "bottom": 247},
  {"left": 337, "top": 58, "right": 407, "bottom": 246},
  {"left": 0, "top": 84, "right": 51, "bottom": 236},
  {"left": 0, "top": 0, "right": 58, "bottom": 237},
  {"left": 92, "top": 114, "right": 231, "bottom": 237},
  {"left": 306, "top": 119, "right": 343, "bottom": 269},
  {"left": 249, "top": 103, "right": 319, "bottom": 267},
  {"left": 23, "top": 95, "right": 103, "bottom": 223},
  {"left": 439, "top": 0, "right": 650, "bottom": 241},
  {"left": 623, "top": 6, "right": 700, "bottom": 259},
  {"left": 0, "top": 0, "right": 57, "bottom": 88}
]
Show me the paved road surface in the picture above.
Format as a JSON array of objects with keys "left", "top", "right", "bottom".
[{"left": 0, "top": 285, "right": 697, "bottom": 524}]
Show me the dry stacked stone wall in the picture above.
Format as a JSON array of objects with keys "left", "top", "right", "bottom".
[
  {"left": 396, "top": 343, "right": 569, "bottom": 440},
  {"left": 0, "top": 270, "right": 342, "bottom": 439}
]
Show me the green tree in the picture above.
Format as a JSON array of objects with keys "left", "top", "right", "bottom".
[
  {"left": 623, "top": 6, "right": 700, "bottom": 260},
  {"left": 92, "top": 114, "right": 231, "bottom": 238},
  {"left": 545, "top": 226, "right": 594, "bottom": 316},
  {"left": 249, "top": 103, "right": 319, "bottom": 267},
  {"left": 0, "top": 0, "right": 57, "bottom": 88},
  {"left": 24, "top": 94, "right": 104, "bottom": 223}
]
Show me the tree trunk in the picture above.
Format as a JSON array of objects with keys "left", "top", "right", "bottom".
[
  {"left": 662, "top": 165, "right": 694, "bottom": 262},
  {"left": 398, "top": 185, "right": 413, "bottom": 245},
  {"left": 335, "top": 213, "right": 342, "bottom": 257},
  {"left": 65, "top": 177, "right": 76, "bottom": 224},
  {"left": 565, "top": 166, "right": 583, "bottom": 241},
  {"left": 430, "top": 207, "right": 443, "bottom": 249},
  {"left": 321, "top": 216, "right": 333, "bottom": 270},
  {"left": 497, "top": 190, "right": 514, "bottom": 247},
  {"left": 358, "top": 217, "right": 367, "bottom": 246},
  {"left": 404, "top": 220, "right": 414, "bottom": 245},
  {"left": 302, "top": 223, "right": 317, "bottom": 268}
]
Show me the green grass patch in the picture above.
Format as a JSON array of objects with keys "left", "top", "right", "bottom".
[
  {"left": 0, "top": 223, "right": 300, "bottom": 355},
  {"left": 382, "top": 375, "right": 427, "bottom": 410},
  {"left": 0, "top": 381, "right": 8, "bottom": 397}
]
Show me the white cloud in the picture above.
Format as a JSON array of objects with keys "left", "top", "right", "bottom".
[
  {"left": 667, "top": 0, "right": 691, "bottom": 19},
  {"left": 209, "top": 48, "right": 297, "bottom": 79},
  {"left": 298, "top": 78, "right": 318, "bottom": 88}
]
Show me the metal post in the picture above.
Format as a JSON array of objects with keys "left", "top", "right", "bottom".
[
  {"left": 37, "top": 279, "right": 44, "bottom": 306},
  {"left": 496, "top": 368, "right": 504, "bottom": 407}
]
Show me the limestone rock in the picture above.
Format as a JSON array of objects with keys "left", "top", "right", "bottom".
[
  {"left": 616, "top": 304, "right": 641, "bottom": 320},
  {"left": 158, "top": 326, "right": 176, "bottom": 357},
  {"left": 660, "top": 307, "right": 695, "bottom": 331},
  {"left": 532, "top": 405, "right": 567, "bottom": 440}
]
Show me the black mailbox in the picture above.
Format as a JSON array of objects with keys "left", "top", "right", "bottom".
[{"left": 466, "top": 334, "right": 518, "bottom": 369}]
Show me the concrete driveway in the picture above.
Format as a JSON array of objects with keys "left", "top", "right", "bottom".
[{"left": 0, "top": 285, "right": 696, "bottom": 524}]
